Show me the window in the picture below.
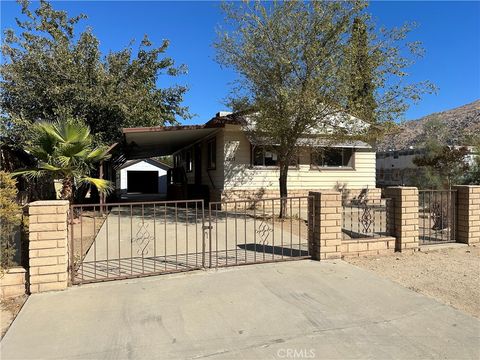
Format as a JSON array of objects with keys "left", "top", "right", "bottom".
[
  {"left": 207, "top": 138, "right": 216, "bottom": 170},
  {"left": 174, "top": 154, "right": 182, "bottom": 168},
  {"left": 185, "top": 150, "right": 193, "bottom": 172},
  {"left": 253, "top": 146, "right": 278, "bottom": 166},
  {"left": 251, "top": 146, "right": 298, "bottom": 167},
  {"left": 310, "top": 148, "right": 353, "bottom": 168}
]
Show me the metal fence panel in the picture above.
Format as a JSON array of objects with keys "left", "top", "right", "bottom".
[
  {"left": 70, "top": 199, "right": 205, "bottom": 284},
  {"left": 419, "top": 190, "right": 457, "bottom": 245}
]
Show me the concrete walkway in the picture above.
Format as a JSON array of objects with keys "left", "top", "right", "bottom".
[{"left": 1, "top": 261, "right": 479, "bottom": 359}]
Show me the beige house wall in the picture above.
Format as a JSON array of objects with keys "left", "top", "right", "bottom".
[
  {"left": 174, "top": 125, "right": 376, "bottom": 202},
  {"left": 223, "top": 125, "right": 376, "bottom": 199}
]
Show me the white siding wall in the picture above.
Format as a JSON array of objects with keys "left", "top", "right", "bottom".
[
  {"left": 223, "top": 125, "right": 376, "bottom": 191},
  {"left": 118, "top": 161, "right": 168, "bottom": 194}
]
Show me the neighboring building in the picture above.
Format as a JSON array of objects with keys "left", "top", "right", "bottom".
[
  {"left": 376, "top": 146, "right": 477, "bottom": 187},
  {"left": 122, "top": 112, "right": 378, "bottom": 203},
  {"left": 116, "top": 159, "right": 170, "bottom": 198}
]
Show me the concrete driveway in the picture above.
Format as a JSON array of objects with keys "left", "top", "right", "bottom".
[{"left": 1, "top": 261, "right": 479, "bottom": 359}]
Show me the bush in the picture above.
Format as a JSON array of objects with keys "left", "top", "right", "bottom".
[{"left": 0, "top": 171, "right": 22, "bottom": 271}]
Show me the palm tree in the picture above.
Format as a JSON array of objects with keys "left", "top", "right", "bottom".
[{"left": 14, "top": 118, "right": 112, "bottom": 203}]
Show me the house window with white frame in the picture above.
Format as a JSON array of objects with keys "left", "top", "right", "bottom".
[
  {"left": 310, "top": 148, "right": 353, "bottom": 168},
  {"left": 251, "top": 146, "right": 298, "bottom": 167}
]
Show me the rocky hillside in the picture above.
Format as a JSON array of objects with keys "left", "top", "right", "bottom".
[{"left": 377, "top": 99, "right": 480, "bottom": 151}]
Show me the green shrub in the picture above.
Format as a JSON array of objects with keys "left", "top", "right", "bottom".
[{"left": 0, "top": 171, "right": 22, "bottom": 271}]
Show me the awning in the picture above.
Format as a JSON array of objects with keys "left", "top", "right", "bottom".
[{"left": 123, "top": 125, "right": 219, "bottom": 159}]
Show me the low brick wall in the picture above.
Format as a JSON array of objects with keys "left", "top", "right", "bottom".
[
  {"left": 0, "top": 267, "right": 27, "bottom": 299},
  {"left": 219, "top": 187, "right": 381, "bottom": 212},
  {"left": 221, "top": 188, "right": 381, "bottom": 202},
  {"left": 341, "top": 237, "right": 396, "bottom": 258}
]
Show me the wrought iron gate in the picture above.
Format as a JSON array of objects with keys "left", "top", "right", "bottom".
[
  {"left": 70, "top": 200, "right": 205, "bottom": 284},
  {"left": 419, "top": 190, "right": 457, "bottom": 245},
  {"left": 207, "top": 196, "right": 313, "bottom": 267},
  {"left": 69, "top": 196, "right": 313, "bottom": 285}
]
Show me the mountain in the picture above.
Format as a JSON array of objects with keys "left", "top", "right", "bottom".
[{"left": 377, "top": 100, "right": 480, "bottom": 151}]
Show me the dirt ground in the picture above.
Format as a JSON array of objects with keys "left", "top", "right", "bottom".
[
  {"left": 346, "top": 245, "right": 480, "bottom": 318},
  {"left": 1, "top": 295, "right": 27, "bottom": 338}
]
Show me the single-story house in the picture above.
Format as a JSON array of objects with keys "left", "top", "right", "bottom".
[
  {"left": 116, "top": 158, "right": 170, "bottom": 198},
  {"left": 122, "top": 111, "right": 378, "bottom": 203}
]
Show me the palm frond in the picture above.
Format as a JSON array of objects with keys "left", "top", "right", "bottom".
[
  {"left": 36, "top": 121, "right": 64, "bottom": 143},
  {"left": 11, "top": 168, "right": 47, "bottom": 180},
  {"left": 85, "top": 147, "right": 111, "bottom": 162},
  {"left": 55, "top": 118, "right": 91, "bottom": 144},
  {"left": 38, "top": 162, "right": 63, "bottom": 172},
  {"left": 78, "top": 177, "right": 113, "bottom": 194}
]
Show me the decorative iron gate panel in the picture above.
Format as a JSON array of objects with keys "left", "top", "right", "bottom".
[
  {"left": 207, "top": 196, "right": 313, "bottom": 267},
  {"left": 69, "top": 196, "right": 313, "bottom": 285},
  {"left": 70, "top": 200, "right": 205, "bottom": 284},
  {"left": 419, "top": 190, "right": 457, "bottom": 245}
]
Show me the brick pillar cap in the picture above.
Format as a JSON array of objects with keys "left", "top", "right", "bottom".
[
  {"left": 29, "top": 200, "right": 70, "bottom": 206},
  {"left": 453, "top": 185, "right": 480, "bottom": 189},
  {"left": 308, "top": 190, "right": 341, "bottom": 194},
  {"left": 385, "top": 186, "right": 418, "bottom": 190}
]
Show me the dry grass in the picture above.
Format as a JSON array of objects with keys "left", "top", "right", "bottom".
[
  {"left": 1, "top": 295, "right": 27, "bottom": 338},
  {"left": 70, "top": 211, "right": 106, "bottom": 267}
]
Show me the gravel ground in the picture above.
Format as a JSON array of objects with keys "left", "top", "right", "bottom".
[
  {"left": 346, "top": 244, "right": 480, "bottom": 318},
  {"left": 1, "top": 295, "right": 27, "bottom": 338}
]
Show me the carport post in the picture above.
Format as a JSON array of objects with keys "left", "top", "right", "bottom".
[{"left": 308, "top": 191, "right": 342, "bottom": 260}]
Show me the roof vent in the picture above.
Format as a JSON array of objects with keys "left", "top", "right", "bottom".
[{"left": 216, "top": 111, "right": 232, "bottom": 117}]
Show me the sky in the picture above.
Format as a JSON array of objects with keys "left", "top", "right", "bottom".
[{"left": 1, "top": 1, "right": 479, "bottom": 125}]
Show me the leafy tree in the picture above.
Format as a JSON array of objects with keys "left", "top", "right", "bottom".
[
  {"left": 215, "top": 1, "right": 435, "bottom": 215},
  {"left": 413, "top": 118, "right": 471, "bottom": 188},
  {"left": 1, "top": 0, "right": 190, "bottom": 152},
  {"left": 14, "top": 119, "right": 112, "bottom": 203},
  {"left": 345, "top": 17, "right": 377, "bottom": 126},
  {"left": 413, "top": 146, "right": 470, "bottom": 188},
  {"left": 0, "top": 171, "right": 22, "bottom": 271},
  {"left": 461, "top": 141, "right": 480, "bottom": 185}
]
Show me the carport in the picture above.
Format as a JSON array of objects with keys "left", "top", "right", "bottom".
[{"left": 123, "top": 124, "right": 221, "bottom": 159}]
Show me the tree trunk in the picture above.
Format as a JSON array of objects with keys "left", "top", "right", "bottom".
[
  {"left": 279, "top": 162, "right": 289, "bottom": 218},
  {"left": 60, "top": 177, "right": 74, "bottom": 203}
]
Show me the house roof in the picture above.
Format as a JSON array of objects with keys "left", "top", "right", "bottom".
[
  {"left": 122, "top": 115, "right": 237, "bottom": 159},
  {"left": 119, "top": 158, "right": 171, "bottom": 170},
  {"left": 122, "top": 110, "right": 371, "bottom": 159}
]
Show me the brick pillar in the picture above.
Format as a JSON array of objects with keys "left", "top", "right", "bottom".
[
  {"left": 454, "top": 185, "right": 480, "bottom": 245},
  {"left": 308, "top": 191, "right": 342, "bottom": 260},
  {"left": 28, "top": 200, "right": 69, "bottom": 293},
  {"left": 384, "top": 187, "right": 419, "bottom": 252}
]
